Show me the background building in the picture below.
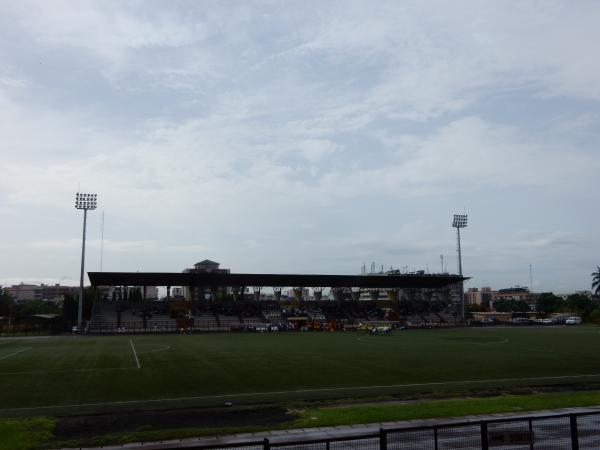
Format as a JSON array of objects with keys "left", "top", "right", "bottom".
[
  {"left": 493, "top": 287, "right": 538, "bottom": 311},
  {"left": 183, "top": 259, "right": 231, "bottom": 301},
  {"left": 4, "top": 283, "right": 77, "bottom": 304},
  {"left": 464, "top": 287, "right": 493, "bottom": 308}
]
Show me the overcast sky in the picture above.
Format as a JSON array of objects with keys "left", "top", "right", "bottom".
[{"left": 1, "top": 1, "right": 599, "bottom": 293}]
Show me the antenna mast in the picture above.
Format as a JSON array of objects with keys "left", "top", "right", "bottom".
[
  {"left": 100, "top": 210, "right": 105, "bottom": 272},
  {"left": 529, "top": 264, "right": 533, "bottom": 292}
]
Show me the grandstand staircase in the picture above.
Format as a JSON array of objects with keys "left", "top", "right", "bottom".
[{"left": 193, "top": 313, "right": 219, "bottom": 330}]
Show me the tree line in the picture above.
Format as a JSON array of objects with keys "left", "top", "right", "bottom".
[{"left": 0, "top": 286, "right": 96, "bottom": 330}]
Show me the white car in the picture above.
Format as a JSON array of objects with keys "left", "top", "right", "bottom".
[{"left": 565, "top": 317, "right": 582, "bottom": 325}]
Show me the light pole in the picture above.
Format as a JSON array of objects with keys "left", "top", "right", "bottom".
[
  {"left": 75, "top": 192, "right": 97, "bottom": 332},
  {"left": 452, "top": 213, "right": 467, "bottom": 320}
]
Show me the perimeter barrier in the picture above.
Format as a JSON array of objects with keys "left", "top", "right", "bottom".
[{"left": 163, "top": 410, "right": 600, "bottom": 450}]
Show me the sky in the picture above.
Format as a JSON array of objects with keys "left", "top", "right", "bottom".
[{"left": 0, "top": 1, "right": 599, "bottom": 293}]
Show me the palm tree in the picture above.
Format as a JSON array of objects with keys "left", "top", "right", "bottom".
[{"left": 592, "top": 266, "right": 600, "bottom": 296}]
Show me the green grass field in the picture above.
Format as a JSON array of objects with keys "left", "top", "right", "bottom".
[{"left": 1, "top": 326, "right": 600, "bottom": 416}]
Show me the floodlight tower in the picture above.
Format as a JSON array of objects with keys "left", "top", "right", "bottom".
[
  {"left": 75, "top": 193, "right": 97, "bottom": 332},
  {"left": 452, "top": 213, "right": 467, "bottom": 320},
  {"left": 452, "top": 214, "right": 467, "bottom": 276}
]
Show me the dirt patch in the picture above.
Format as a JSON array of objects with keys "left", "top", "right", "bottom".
[
  {"left": 54, "top": 405, "right": 293, "bottom": 438},
  {"left": 52, "top": 384, "right": 600, "bottom": 439},
  {"left": 301, "top": 383, "right": 600, "bottom": 409}
]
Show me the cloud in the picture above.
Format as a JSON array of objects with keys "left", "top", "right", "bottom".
[
  {"left": 0, "top": 77, "right": 27, "bottom": 88},
  {"left": 513, "top": 231, "right": 587, "bottom": 251},
  {"left": 26, "top": 238, "right": 162, "bottom": 253},
  {"left": 553, "top": 113, "right": 600, "bottom": 136},
  {"left": 318, "top": 116, "right": 600, "bottom": 199},
  {"left": 13, "top": 1, "right": 209, "bottom": 55},
  {"left": 0, "top": 1, "right": 599, "bottom": 292}
]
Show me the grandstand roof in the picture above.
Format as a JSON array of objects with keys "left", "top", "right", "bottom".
[{"left": 88, "top": 271, "right": 467, "bottom": 289}]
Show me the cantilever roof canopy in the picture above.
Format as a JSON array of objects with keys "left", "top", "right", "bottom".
[{"left": 88, "top": 272, "right": 467, "bottom": 289}]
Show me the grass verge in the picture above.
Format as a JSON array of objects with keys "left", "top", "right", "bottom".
[
  {"left": 0, "top": 417, "right": 56, "bottom": 450},
  {"left": 9, "top": 390, "right": 600, "bottom": 449},
  {"left": 293, "top": 390, "right": 600, "bottom": 427}
]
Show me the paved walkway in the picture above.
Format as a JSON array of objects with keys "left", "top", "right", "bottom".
[{"left": 56, "top": 405, "right": 600, "bottom": 450}]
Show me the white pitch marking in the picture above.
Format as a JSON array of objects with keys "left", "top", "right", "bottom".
[
  {"left": 0, "top": 348, "right": 30, "bottom": 361},
  {"left": 129, "top": 339, "right": 141, "bottom": 369},
  {"left": 4, "top": 372, "right": 600, "bottom": 413}
]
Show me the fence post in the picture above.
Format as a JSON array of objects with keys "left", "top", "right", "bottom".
[
  {"left": 264, "top": 437, "right": 270, "bottom": 450},
  {"left": 434, "top": 426, "right": 439, "bottom": 450},
  {"left": 481, "top": 422, "right": 489, "bottom": 450},
  {"left": 570, "top": 415, "right": 579, "bottom": 450},
  {"left": 380, "top": 428, "right": 387, "bottom": 450},
  {"left": 528, "top": 418, "right": 534, "bottom": 450}
]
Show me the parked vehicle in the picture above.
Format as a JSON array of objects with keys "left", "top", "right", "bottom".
[
  {"left": 565, "top": 316, "right": 582, "bottom": 325},
  {"left": 511, "top": 317, "right": 531, "bottom": 325}
]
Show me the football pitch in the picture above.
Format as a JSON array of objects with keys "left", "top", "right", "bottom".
[{"left": 1, "top": 326, "right": 600, "bottom": 416}]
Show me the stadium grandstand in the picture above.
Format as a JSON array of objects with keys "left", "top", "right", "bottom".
[{"left": 85, "top": 261, "right": 467, "bottom": 333}]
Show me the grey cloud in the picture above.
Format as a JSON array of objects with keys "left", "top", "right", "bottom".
[{"left": 0, "top": 1, "right": 598, "bottom": 292}]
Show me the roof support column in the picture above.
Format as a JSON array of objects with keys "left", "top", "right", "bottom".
[
  {"left": 331, "top": 287, "right": 344, "bottom": 302},
  {"left": 313, "top": 287, "right": 323, "bottom": 302},
  {"left": 293, "top": 287, "right": 304, "bottom": 302},
  {"left": 209, "top": 287, "right": 217, "bottom": 302},
  {"left": 142, "top": 285, "right": 147, "bottom": 330}
]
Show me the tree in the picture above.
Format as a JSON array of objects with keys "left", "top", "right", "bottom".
[
  {"left": 513, "top": 300, "right": 530, "bottom": 313},
  {"left": 592, "top": 266, "right": 600, "bottom": 296},
  {"left": 536, "top": 293, "right": 563, "bottom": 315},
  {"left": 465, "top": 304, "right": 484, "bottom": 316},
  {"left": 61, "top": 288, "right": 95, "bottom": 323},
  {"left": 62, "top": 293, "right": 78, "bottom": 322},
  {"left": 567, "top": 294, "right": 594, "bottom": 318},
  {"left": 493, "top": 299, "right": 531, "bottom": 313},
  {"left": 493, "top": 299, "right": 512, "bottom": 312},
  {"left": 0, "top": 288, "right": 14, "bottom": 318},
  {"left": 589, "top": 309, "right": 600, "bottom": 325},
  {"left": 15, "top": 299, "right": 60, "bottom": 319}
]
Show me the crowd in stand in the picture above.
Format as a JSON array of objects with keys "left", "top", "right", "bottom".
[{"left": 88, "top": 290, "right": 460, "bottom": 334}]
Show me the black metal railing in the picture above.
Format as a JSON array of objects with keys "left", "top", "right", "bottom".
[{"left": 153, "top": 409, "right": 600, "bottom": 450}]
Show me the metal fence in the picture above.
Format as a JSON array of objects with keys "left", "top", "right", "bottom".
[{"left": 168, "top": 410, "right": 600, "bottom": 450}]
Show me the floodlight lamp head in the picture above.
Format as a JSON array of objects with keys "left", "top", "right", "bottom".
[
  {"left": 75, "top": 192, "right": 98, "bottom": 210},
  {"left": 452, "top": 214, "right": 468, "bottom": 228}
]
